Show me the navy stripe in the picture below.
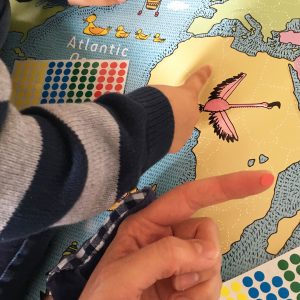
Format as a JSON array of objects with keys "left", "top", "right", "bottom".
[
  {"left": 0, "top": 101, "right": 8, "bottom": 133},
  {"left": 96, "top": 93, "right": 147, "bottom": 199},
  {"left": 1, "top": 108, "right": 88, "bottom": 240}
]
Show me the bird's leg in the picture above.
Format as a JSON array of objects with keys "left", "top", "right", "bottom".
[{"left": 229, "top": 101, "right": 281, "bottom": 109}]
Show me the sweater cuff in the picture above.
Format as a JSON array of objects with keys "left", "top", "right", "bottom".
[{"left": 127, "top": 86, "right": 174, "bottom": 170}]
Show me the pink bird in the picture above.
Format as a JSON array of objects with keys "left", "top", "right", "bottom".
[{"left": 199, "top": 73, "right": 281, "bottom": 142}]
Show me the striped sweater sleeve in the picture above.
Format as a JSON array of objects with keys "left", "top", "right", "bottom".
[{"left": 0, "top": 59, "right": 174, "bottom": 241}]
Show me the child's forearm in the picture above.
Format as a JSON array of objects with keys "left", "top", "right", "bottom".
[{"left": 0, "top": 60, "right": 174, "bottom": 241}]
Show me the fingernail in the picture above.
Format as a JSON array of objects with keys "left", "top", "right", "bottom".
[
  {"left": 174, "top": 273, "right": 200, "bottom": 291},
  {"left": 260, "top": 173, "right": 274, "bottom": 187}
]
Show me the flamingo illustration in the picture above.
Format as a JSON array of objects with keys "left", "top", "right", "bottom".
[{"left": 199, "top": 73, "right": 281, "bottom": 142}]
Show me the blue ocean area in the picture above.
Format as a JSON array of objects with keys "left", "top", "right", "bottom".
[{"left": 1, "top": 1, "right": 299, "bottom": 297}]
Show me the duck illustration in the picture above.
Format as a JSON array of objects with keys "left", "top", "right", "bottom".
[
  {"left": 83, "top": 14, "right": 112, "bottom": 36},
  {"left": 115, "top": 25, "right": 130, "bottom": 38},
  {"left": 153, "top": 33, "right": 165, "bottom": 42},
  {"left": 135, "top": 29, "right": 150, "bottom": 40}
]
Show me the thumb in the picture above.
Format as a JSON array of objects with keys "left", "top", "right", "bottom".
[
  {"left": 85, "top": 237, "right": 219, "bottom": 300},
  {"left": 183, "top": 65, "right": 212, "bottom": 96}
]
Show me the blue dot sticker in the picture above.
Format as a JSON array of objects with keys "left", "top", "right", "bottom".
[
  {"left": 266, "top": 293, "right": 277, "bottom": 300},
  {"left": 47, "top": 69, "right": 54, "bottom": 75},
  {"left": 62, "top": 76, "right": 69, "bottom": 83},
  {"left": 54, "top": 76, "right": 60, "bottom": 82},
  {"left": 59, "top": 91, "right": 66, "bottom": 97},
  {"left": 260, "top": 282, "right": 271, "bottom": 293},
  {"left": 66, "top": 62, "right": 73, "bottom": 68},
  {"left": 272, "top": 276, "right": 283, "bottom": 287},
  {"left": 50, "top": 91, "right": 57, "bottom": 98},
  {"left": 43, "top": 84, "right": 50, "bottom": 90},
  {"left": 45, "top": 76, "right": 52, "bottom": 83},
  {"left": 64, "top": 69, "right": 71, "bottom": 75},
  {"left": 42, "top": 91, "right": 49, "bottom": 98},
  {"left": 49, "top": 98, "right": 56, "bottom": 104},
  {"left": 55, "top": 69, "right": 62, "bottom": 75},
  {"left": 61, "top": 83, "right": 67, "bottom": 90},
  {"left": 57, "top": 62, "right": 64, "bottom": 68},
  {"left": 41, "top": 98, "right": 47, "bottom": 104},
  {"left": 249, "top": 287, "right": 259, "bottom": 298},
  {"left": 57, "top": 98, "right": 64, "bottom": 104},
  {"left": 52, "top": 83, "right": 59, "bottom": 90},
  {"left": 278, "top": 287, "right": 289, "bottom": 298},
  {"left": 243, "top": 276, "right": 253, "bottom": 287},
  {"left": 49, "top": 62, "right": 55, "bottom": 68},
  {"left": 254, "top": 271, "right": 265, "bottom": 282}
]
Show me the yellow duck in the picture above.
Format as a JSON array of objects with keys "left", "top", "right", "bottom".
[
  {"left": 83, "top": 14, "right": 111, "bottom": 36},
  {"left": 153, "top": 33, "right": 165, "bottom": 43},
  {"left": 115, "top": 26, "right": 130, "bottom": 38},
  {"left": 135, "top": 29, "right": 150, "bottom": 40}
]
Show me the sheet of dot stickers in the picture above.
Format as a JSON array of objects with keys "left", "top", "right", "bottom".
[
  {"left": 11, "top": 59, "right": 129, "bottom": 109},
  {"left": 220, "top": 247, "right": 300, "bottom": 300}
]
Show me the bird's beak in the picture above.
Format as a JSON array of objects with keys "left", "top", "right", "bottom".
[{"left": 268, "top": 101, "right": 281, "bottom": 109}]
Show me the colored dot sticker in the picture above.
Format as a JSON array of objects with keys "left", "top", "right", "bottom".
[
  {"left": 255, "top": 271, "right": 265, "bottom": 282},
  {"left": 97, "top": 76, "right": 105, "bottom": 83},
  {"left": 272, "top": 276, "right": 283, "bottom": 287},
  {"left": 92, "top": 62, "right": 99, "bottom": 68},
  {"left": 117, "top": 77, "right": 124, "bottom": 83},
  {"left": 78, "top": 84, "right": 85, "bottom": 90},
  {"left": 64, "top": 69, "right": 71, "bottom": 75},
  {"left": 59, "top": 91, "right": 66, "bottom": 97},
  {"left": 57, "top": 62, "right": 64, "bottom": 68},
  {"left": 96, "top": 83, "right": 103, "bottom": 90},
  {"left": 115, "top": 84, "right": 123, "bottom": 91},
  {"left": 66, "top": 62, "right": 73, "bottom": 68},
  {"left": 89, "top": 76, "right": 96, "bottom": 82},
  {"left": 110, "top": 62, "right": 117, "bottom": 68},
  {"left": 71, "top": 76, "right": 78, "bottom": 82},
  {"left": 75, "top": 98, "right": 82, "bottom": 103},
  {"left": 291, "top": 282, "right": 300, "bottom": 293},
  {"left": 99, "top": 69, "right": 107, "bottom": 75},
  {"left": 232, "top": 282, "right": 242, "bottom": 292},
  {"left": 107, "top": 77, "right": 114, "bottom": 83},
  {"left": 85, "top": 91, "right": 92, "bottom": 97},
  {"left": 83, "top": 62, "right": 90, "bottom": 68},
  {"left": 47, "top": 69, "right": 54, "bottom": 75},
  {"left": 76, "top": 91, "right": 83, "bottom": 97},
  {"left": 80, "top": 76, "right": 87, "bottom": 82},
  {"left": 260, "top": 282, "right": 271, "bottom": 293},
  {"left": 74, "top": 62, "right": 81, "bottom": 68},
  {"left": 43, "top": 84, "right": 50, "bottom": 90},
  {"left": 109, "top": 69, "right": 116, "bottom": 76},
  {"left": 249, "top": 287, "right": 259, "bottom": 298},
  {"left": 42, "top": 91, "right": 48, "bottom": 97},
  {"left": 243, "top": 276, "right": 253, "bottom": 287},
  {"left": 67, "top": 91, "right": 74, "bottom": 97},
  {"left": 290, "top": 254, "right": 300, "bottom": 265},
  {"left": 118, "top": 70, "right": 126, "bottom": 76},
  {"left": 55, "top": 69, "right": 62, "bottom": 75},
  {"left": 94, "top": 91, "right": 102, "bottom": 98},
  {"left": 101, "top": 62, "right": 108, "bottom": 68},
  {"left": 41, "top": 99, "right": 47, "bottom": 104},
  {"left": 284, "top": 271, "right": 295, "bottom": 281},
  {"left": 266, "top": 293, "right": 277, "bottom": 300},
  {"left": 54, "top": 76, "right": 60, "bottom": 82},
  {"left": 87, "top": 84, "right": 94, "bottom": 90},
  {"left": 49, "top": 62, "right": 55, "bottom": 68},
  {"left": 120, "top": 62, "right": 127, "bottom": 68},
  {"left": 90, "top": 69, "right": 97, "bottom": 75},
  {"left": 69, "top": 83, "right": 76, "bottom": 90},
  {"left": 73, "top": 69, "right": 80, "bottom": 75},
  {"left": 81, "top": 69, "right": 88, "bottom": 75},
  {"left": 297, "top": 265, "right": 300, "bottom": 275},
  {"left": 105, "top": 84, "right": 113, "bottom": 90},
  {"left": 52, "top": 83, "right": 59, "bottom": 90},
  {"left": 221, "top": 286, "right": 229, "bottom": 296},
  {"left": 278, "top": 287, "right": 289, "bottom": 298},
  {"left": 62, "top": 76, "right": 69, "bottom": 82},
  {"left": 278, "top": 260, "right": 289, "bottom": 270},
  {"left": 61, "top": 83, "right": 67, "bottom": 90},
  {"left": 45, "top": 76, "right": 52, "bottom": 82}
]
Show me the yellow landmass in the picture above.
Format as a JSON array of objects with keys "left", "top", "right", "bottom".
[
  {"left": 267, "top": 211, "right": 300, "bottom": 255},
  {"left": 149, "top": 36, "right": 300, "bottom": 252},
  {"left": 9, "top": 0, "right": 64, "bottom": 40},
  {"left": 189, "top": 0, "right": 300, "bottom": 39}
]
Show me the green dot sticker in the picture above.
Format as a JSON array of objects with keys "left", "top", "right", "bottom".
[
  {"left": 85, "top": 91, "right": 92, "bottom": 97},
  {"left": 74, "top": 62, "right": 81, "bottom": 68},
  {"left": 297, "top": 293, "right": 300, "bottom": 300},
  {"left": 90, "top": 69, "right": 97, "bottom": 75},
  {"left": 67, "top": 91, "right": 74, "bottom": 97},
  {"left": 84, "top": 98, "right": 91, "bottom": 102},
  {"left": 66, "top": 99, "right": 73, "bottom": 103},
  {"left": 79, "top": 84, "right": 85, "bottom": 90},
  {"left": 73, "top": 69, "right": 80, "bottom": 75},
  {"left": 297, "top": 265, "right": 300, "bottom": 275},
  {"left": 75, "top": 98, "right": 82, "bottom": 103},
  {"left": 89, "top": 76, "right": 96, "bottom": 83},
  {"left": 291, "top": 282, "right": 300, "bottom": 293},
  {"left": 284, "top": 270, "right": 295, "bottom": 281},
  {"left": 80, "top": 76, "right": 87, "bottom": 83},
  {"left": 83, "top": 62, "right": 90, "bottom": 68},
  {"left": 87, "top": 83, "right": 94, "bottom": 90},
  {"left": 69, "top": 83, "right": 76, "bottom": 90},
  {"left": 92, "top": 62, "right": 99, "bottom": 68},
  {"left": 71, "top": 76, "right": 78, "bottom": 82},
  {"left": 81, "top": 69, "right": 88, "bottom": 75},
  {"left": 76, "top": 91, "right": 83, "bottom": 97},
  {"left": 290, "top": 254, "right": 300, "bottom": 265},
  {"left": 278, "top": 260, "right": 289, "bottom": 270}
]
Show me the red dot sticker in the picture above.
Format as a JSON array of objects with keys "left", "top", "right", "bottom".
[
  {"left": 110, "top": 62, "right": 117, "bottom": 68},
  {"left": 115, "top": 84, "right": 123, "bottom": 91},
  {"left": 99, "top": 69, "right": 107, "bottom": 75},
  {"left": 105, "top": 84, "right": 113, "bottom": 90},
  {"left": 117, "top": 77, "right": 124, "bottom": 83},
  {"left": 97, "top": 76, "right": 105, "bottom": 83},
  {"left": 94, "top": 91, "right": 102, "bottom": 98},
  {"left": 101, "top": 62, "right": 108, "bottom": 68},
  {"left": 107, "top": 77, "right": 114, "bottom": 83},
  {"left": 120, "top": 62, "right": 127, "bottom": 69},
  {"left": 118, "top": 70, "right": 126, "bottom": 76},
  {"left": 96, "top": 83, "right": 103, "bottom": 90},
  {"left": 109, "top": 69, "right": 116, "bottom": 76}
]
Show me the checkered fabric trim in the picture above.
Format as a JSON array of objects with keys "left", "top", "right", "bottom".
[{"left": 47, "top": 188, "right": 154, "bottom": 279}]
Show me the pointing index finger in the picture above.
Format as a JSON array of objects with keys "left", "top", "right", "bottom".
[{"left": 137, "top": 171, "right": 274, "bottom": 227}]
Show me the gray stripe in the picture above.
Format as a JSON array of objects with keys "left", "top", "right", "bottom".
[
  {"left": 0, "top": 105, "right": 42, "bottom": 231},
  {"left": 0, "top": 60, "right": 11, "bottom": 102},
  {"left": 43, "top": 103, "right": 120, "bottom": 226}
]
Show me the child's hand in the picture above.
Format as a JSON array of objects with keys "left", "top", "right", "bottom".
[
  {"left": 153, "top": 65, "right": 211, "bottom": 153},
  {"left": 68, "top": 0, "right": 125, "bottom": 6},
  {"left": 80, "top": 171, "right": 274, "bottom": 300}
]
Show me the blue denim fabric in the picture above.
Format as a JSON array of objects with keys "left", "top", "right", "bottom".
[{"left": 0, "top": 0, "right": 10, "bottom": 49}]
